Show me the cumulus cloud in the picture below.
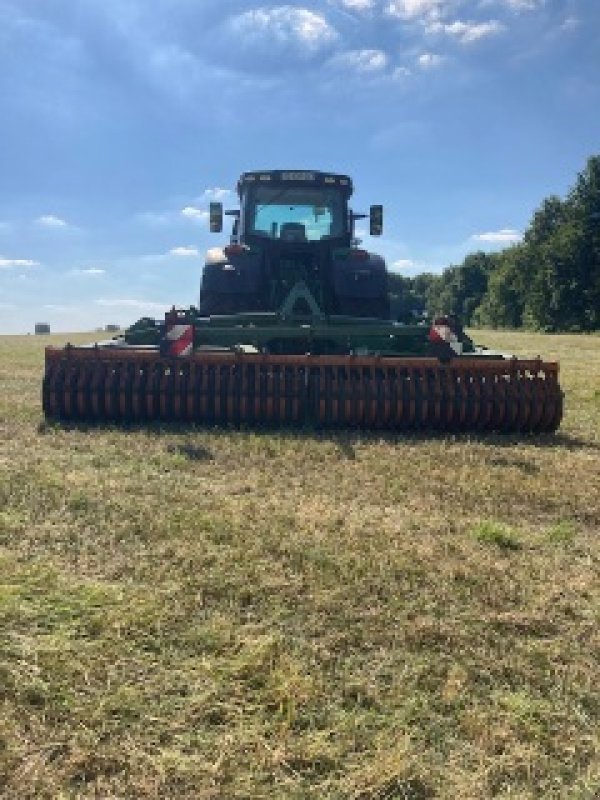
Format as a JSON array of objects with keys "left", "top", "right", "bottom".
[
  {"left": 500, "top": 0, "right": 544, "bottom": 10},
  {"left": 428, "top": 18, "right": 505, "bottom": 42},
  {"left": 418, "top": 52, "right": 444, "bottom": 67},
  {"left": 181, "top": 206, "right": 209, "bottom": 222},
  {"left": 338, "top": 0, "right": 375, "bottom": 9},
  {"left": 386, "top": 0, "right": 450, "bottom": 21},
  {"left": 140, "top": 196, "right": 227, "bottom": 230},
  {"left": 393, "top": 258, "right": 416, "bottom": 269},
  {"left": 0, "top": 257, "right": 40, "bottom": 269},
  {"left": 36, "top": 215, "right": 68, "bottom": 228},
  {"left": 229, "top": 7, "right": 338, "bottom": 52},
  {"left": 70, "top": 267, "right": 106, "bottom": 275},
  {"left": 471, "top": 228, "right": 522, "bottom": 243},
  {"left": 329, "top": 49, "right": 389, "bottom": 72},
  {"left": 169, "top": 246, "right": 200, "bottom": 257},
  {"left": 560, "top": 16, "right": 579, "bottom": 32},
  {"left": 201, "top": 187, "right": 232, "bottom": 201},
  {"left": 391, "top": 65, "right": 412, "bottom": 79}
]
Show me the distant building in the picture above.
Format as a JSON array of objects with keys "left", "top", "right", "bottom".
[
  {"left": 105, "top": 324, "right": 120, "bottom": 332},
  {"left": 35, "top": 323, "right": 51, "bottom": 335}
]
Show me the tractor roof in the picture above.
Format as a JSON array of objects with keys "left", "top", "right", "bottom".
[{"left": 237, "top": 170, "right": 353, "bottom": 196}]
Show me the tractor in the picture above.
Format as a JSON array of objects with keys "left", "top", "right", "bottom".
[{"left": 43, "top": 169, "right": 562, "bottom": 432}]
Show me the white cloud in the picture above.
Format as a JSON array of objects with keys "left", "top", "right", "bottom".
[
  {"left": 428, "top": 18, "right": 505, "bottom": 42},
  {"left": 560, "top": 16, "right": 579, "bottom": 32},
  {"left": 36, "top": 214, "right": 68, "bottom": 228},
  {"left": 479, "top": 0, "right": 545, "bottom": 12},
  {"left": 471, "top": 228, "right": 522, "bottom": 243},
  {"left": 338, "top": 0, "right": 375, "bottom": 9},
  {"left": 501, "top": 0, "right": 544, "bottom": 10},
  {"left": 393, "top": 258, "right": 416, "bottom": 269},
  {"left": 418, "top": 52, "right": 444, "bottom": 67},
  {"left": 0, "top": 302, "right": 15, "bottom": 310},
  {"left": 231, "top": 7, "right": 338, "bottom": 50},
  {"left": 71, "top": 268, "right": 106, "bottom": 276},
  {"left": 169, "top": 246, "right": 200, "bottom": 257},
  {"left": 139, "top": 199, "right": 224, "bottom": 229},
  {"left": 201, "top": 187, "right": 232, "bottom": 201},
  {"left": 329, "top": 49, "right": 389, "bottom": 72},
  {"left": 0, "top": 257, "right": 40, "bottom": 269},
  {"left": 96, "top": 298, "right": 169, "bottom": 312},
  {"left": 181, "top": 206, "right": 209, "bottom": 222},
  {"left": 386, "top": 0, "right": 450, "bottom": 21},
  {"left": 392, "top": 65, "right": 412, "bottom": 79}
]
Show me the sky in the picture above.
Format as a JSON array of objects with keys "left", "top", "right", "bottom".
[{"left": 0, "top": 0, "right": 599, "bottom": 333}]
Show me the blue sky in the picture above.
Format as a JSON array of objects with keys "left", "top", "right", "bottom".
[{"left": 0, "top": 0, "right": 598, "bottom": 333}]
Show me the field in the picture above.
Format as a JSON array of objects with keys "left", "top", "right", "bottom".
[{"left": 0, "top": 329, "right": 599, "bottom": 799}]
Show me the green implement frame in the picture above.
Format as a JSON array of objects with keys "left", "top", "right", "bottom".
[{"left": 126, "top": 309, "right": 475, "bottom": 359}]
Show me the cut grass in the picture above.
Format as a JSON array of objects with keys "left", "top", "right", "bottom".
[{"left": 0, "top": 329, "right": 599, "bottom": 798}]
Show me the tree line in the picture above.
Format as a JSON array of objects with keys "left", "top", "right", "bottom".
[{"left": 389, "top": 155, "right": 600, "bottom": 331}]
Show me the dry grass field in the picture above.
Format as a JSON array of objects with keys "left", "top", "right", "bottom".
[{"left": 0, "top": 329, "right": 599, "bottom": 799}]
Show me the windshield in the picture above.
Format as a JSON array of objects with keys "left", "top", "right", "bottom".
[{"left": 246, "top": 186, "right": 346, "bottom": 242}]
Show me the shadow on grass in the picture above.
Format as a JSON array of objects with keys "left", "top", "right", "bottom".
[
  {"left": 166, "top": 442, "right": 214, "bottom": 462},
  {"left": 37, "top": 418, "right": 598, "bottom": 453}
]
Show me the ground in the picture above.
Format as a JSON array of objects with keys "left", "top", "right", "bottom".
[{"left": 0, "top": 329, "right": 598, "bottom": 799}]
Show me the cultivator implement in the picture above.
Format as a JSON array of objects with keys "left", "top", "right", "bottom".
[{"left": 43, "top": 345, "right": 562, "bottom": 433}]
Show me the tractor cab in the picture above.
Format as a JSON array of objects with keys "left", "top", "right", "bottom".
[
  {"left": 201, "top": 170, "right": 388, "bottom": 318},
  {"left": 209, "top": 170, "right": 383, "bottom": 244},
  {"left": 238, "top": 172, "right": 349, "bottom": 246}
]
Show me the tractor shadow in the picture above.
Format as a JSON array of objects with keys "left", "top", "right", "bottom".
[
  {"left": 37, "top": 419, "right": 599, "bottom": 460},
  {"left": 306, "top": 428, "right": 600, "bottom": 459}
]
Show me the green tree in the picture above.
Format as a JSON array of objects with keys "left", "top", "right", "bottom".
[
  {"left": 474, "top": 249, "right": 527, "bottom": 328},
  {"left": 388, "top": 154, "right": 600, "bottom": 331}
]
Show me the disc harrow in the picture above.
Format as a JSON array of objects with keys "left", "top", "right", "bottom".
[{"left": 43, "top": 347, "right": 562, "bottom": 433}]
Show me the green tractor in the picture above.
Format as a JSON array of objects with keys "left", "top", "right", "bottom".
[
  {"left": 201, "top": 170, "right": 389, "bottom": 320},
  {"left": 43, "top": 169, "right": 562, "bottom": 432}
]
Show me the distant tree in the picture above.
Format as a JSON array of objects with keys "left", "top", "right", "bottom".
[
  {"left": 411, "top": 272, "right": 440, "bottom": 299},
  {"left": 388, "top": 272, "right": 439, "bottom": 321},
  {"left": 423, "top": 252, "right": 493, "bottom": 324},
  {"left": 568, "top": 155, "right": 600, "bottom": 329},
  {"left": 387, "top": 155, "right": 599, "bottom": 331},
  {"left": 522, "top": 156, "right": 600, "bottom": 330},
  {"left": 474, "top": 249, "right": 526, "bottom": 328},
  {"left": 464, "top": 155, "right": 598, "bottom": 330},
  {"left": 524, "top": 196, "right": 568, "bottom": 247}
]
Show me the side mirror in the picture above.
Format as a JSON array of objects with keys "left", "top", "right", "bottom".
[
  {"left": 209, "top": 202, "right": 223, "bottom": 233},
  {"left": 370, "top": 205, "right": 383, "bottom": 236}
]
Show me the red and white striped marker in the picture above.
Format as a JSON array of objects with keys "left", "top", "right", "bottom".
[
  {"left": 428, "top": 317, "right": 463, "bottom": 355},
  {"left": 164, "top": 322, "right": 194, "bottom": 357}
]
